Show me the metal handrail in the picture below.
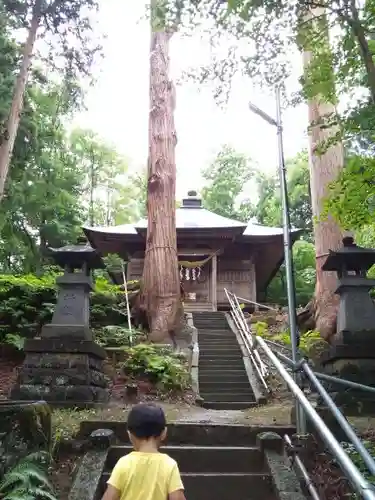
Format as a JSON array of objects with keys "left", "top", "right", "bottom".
[
  {"left": 224, "top": 288, "right": 269, "bottom": 392},
  {"left": 255, "top": 337, "right": 375, "bottom": 500},
  {"left": 226, "top": 289, "right": 375, "bottom": 500}
]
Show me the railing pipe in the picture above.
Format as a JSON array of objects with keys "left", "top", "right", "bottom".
[
  {"left": 224, "top": 288, "right": 269, "bottom": 389},
  {"left": 235, "top": 296, "right": 279, "bottom": 312},
  {"left": 284, "top": 435, "right": 321, "bottom": 500},
  {"left": 302, "top": 362, "right": 375, "bottom": 477},
  {"left": 255, "top": 336, "right": 375, "bottom": 499},
  {"left": 273, "top": 350, "right": 375, "bottom": 395},
  {"left": 314, "top": 372, "right": 375, "bottom": 395}
]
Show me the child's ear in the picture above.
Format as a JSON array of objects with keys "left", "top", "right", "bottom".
[{"left": 161, "top": 428, "right": 167, "bottom": 441}]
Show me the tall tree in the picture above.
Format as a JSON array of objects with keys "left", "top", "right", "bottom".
[
  {"left": 0, "top": 0, "right": 100, "bottom": 201},
  {"left": 141, "top": 0, "right": 180, "bottom": 343},
  {"left": 297, "top": 7, "right": 344, "bottom": 341},
  {"left": 70, "top": 128, "right": 139, "bottom": 227}
]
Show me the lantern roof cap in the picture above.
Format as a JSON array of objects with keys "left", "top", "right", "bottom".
[
  {"left": 323, "top": 237, "right": 375, "bottom": 272},
  {"left": 48, "top": 237, "right": 105, "bottom": 270}
]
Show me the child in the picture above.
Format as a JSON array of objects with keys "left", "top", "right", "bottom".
[{"left": 102, "top": 403, "right": 186, "bottom": 500}]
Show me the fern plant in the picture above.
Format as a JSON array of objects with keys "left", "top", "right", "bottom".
[{"left": 0, "top": 452, "right": 58, "bottom": 500}]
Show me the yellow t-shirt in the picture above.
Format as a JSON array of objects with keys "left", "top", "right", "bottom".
[{"left": 107, "top": 451, "right": 184, "bottom": 500}]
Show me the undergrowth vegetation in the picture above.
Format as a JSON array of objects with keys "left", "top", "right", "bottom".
[
  {"left": 122, "top": 344, "right": 190, "bottom": 391},
  {"left": 341, "top": 440, "right": 375, "bottom": 498},
  {"left": 0, "top": 451, "right": 57, "bottom": 500},
  {"left": 94, "top": 325, "right": 145, "bottom": 347},
  {"left": 0, "top": 272, "right": 128, "bottom": 348},
  {"left": 253, "top": 321, "right": 328, "bottom": 359}
]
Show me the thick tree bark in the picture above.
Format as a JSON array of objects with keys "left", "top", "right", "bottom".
[
  {"left": 0, "top": 0, "right": 42, "bottom": 201},
  {"left": 142, "top": 27, "right": 180, "bottom": 343},
  {"left": 299, "top": 7, "right": 344, "bottom": 342}
]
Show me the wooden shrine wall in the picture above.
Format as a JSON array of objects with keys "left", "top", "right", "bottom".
[{"left": 216, "top": 256, "right": 256, "bottom": 305}]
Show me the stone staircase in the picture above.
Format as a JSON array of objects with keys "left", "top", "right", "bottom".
[
  {"left": 184, "top": 302, "right": 213, "bottom": 313},
  {"left": 69, "top": 423, "right": 304, "bottom": 500},
  {"left": 193, "top": 311, "right": 258, "bottom": 410}
]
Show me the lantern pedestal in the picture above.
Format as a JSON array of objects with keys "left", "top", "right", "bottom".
[
  {"left": 318, "top": 237, "right": 375, "bottom": 415},
  {"left": 11, "top": 239, "right": 109, "bottom": 407}
]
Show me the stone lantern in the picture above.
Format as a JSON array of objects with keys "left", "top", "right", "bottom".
[
  {"left": 320, "top": 236, "right": 375, "bottom": 414},
  {"left": 11, "top": 238, "right": 109, "bottom": 406}
]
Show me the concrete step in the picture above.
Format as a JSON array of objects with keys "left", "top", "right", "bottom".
[
  {"left": 198, "top": 325, "right": 234, "bottom": 336},
  {"left": 101, "top": 471, "right": 275, "bottom": 500},
  {"left": 199, "top": 346, "right": 242, "bottom": 353},
  {"left": 198, "top": 339, "right": 239, "bottom": 350},
  {"left": 199, "top": 353, "right": 242, "bottom": 360},
  {"left": 202, "top": 401, "right": 258, "bottom": 410},
  {"left": 199, "top": 371, "right": 249, "bottom": 383},
  {"left": 199, "top": 363, "right": 246, "bottom": 371},
  {"left": 105, "top": 445, "right": 265, "bottom": 473},
  {"left": 198, "top": 337, "right": 235, "bottom": 342},
  {"left": 180, "top": 472, "right": 274, "bottom": 500},
  {"left": 199, "top": 366, "right": 246, "bottom": 374},
  {"left": 200, "top": 392, "right": 255, "bottom": 402},
  {"left": 199, "top": 383, "right": 251, "bottom": 393},
  {"left": 198, "top": 365, "right": 247, "bottom": 372},
  {"left": 79, "top": 421, "right": 296, "bottom": 446}
]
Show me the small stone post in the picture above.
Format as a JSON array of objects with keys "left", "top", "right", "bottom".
[
  {"left": 319, "top": 236, "right": 375, "bottom": 414},
  {"left": 11, "top": 238, "right": 109, "bottom": 406}
]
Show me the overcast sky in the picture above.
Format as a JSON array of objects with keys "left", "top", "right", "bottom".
[{"left": 73, "top": 0, "right": 308, "bottom": 199}]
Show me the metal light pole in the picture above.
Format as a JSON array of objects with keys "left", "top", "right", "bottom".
[{"left": 248, "top": 87, "right": 307, "bottom": 434}]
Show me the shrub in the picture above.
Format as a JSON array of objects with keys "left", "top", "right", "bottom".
[
  {"left": 253, "top": 321, "right": 327, "bottom": 359},
  {"left": 122, "top": 344, "right": 189, "bottom": 391},
  {"left": 0, "top": 272, "right": 127, "bottom": 343},
  {"left": 94, "top": 325, "right": 145, "bottom": 347}
]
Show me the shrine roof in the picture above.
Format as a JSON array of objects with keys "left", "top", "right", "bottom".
[{"left": 83, "top": 192, "right": 294, "bottom": 237}]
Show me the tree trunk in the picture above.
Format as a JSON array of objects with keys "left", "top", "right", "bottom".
[
  {"left": 299, "top": 7, "right": 344, "bottom": 342},
  {"left": 0, "top": 0, "right": 42, "bottom": 201},
  {"left": 141, "top": 24, "right": 180, "bottom": 343}
]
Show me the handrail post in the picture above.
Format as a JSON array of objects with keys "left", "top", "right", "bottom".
[{"left": 275, "top": 87, "right": 306, "bottom": 435}]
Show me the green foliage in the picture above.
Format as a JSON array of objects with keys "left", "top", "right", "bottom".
[
  {"left": 253, "top": 321, "right": 268, "bottom": 337},
  {"left": 254, "top": 152, "right": 313, "bottom": 237},
  {"left": 161, "top": 0, "right": 375, "bottom": 151},
  {"left": 253, "top": 320, "right": 324, "bottom": 356},
  {"left": 201, "top": 146, "right": 315, "bottom": 305},
  {"left": 341, "top": 440, "right": 375, "bottom": 497},
  {"left": 69, "top": 128, "right": 142, "bottom": 227},
  {"left": 0, "top": 452, "right": 57, "bottom": 500},
  {"left": 267, "top": 240, "right": 316, "bottom": 306},
  {"left": 0, "top": 272, "right": 126, "bottom": 343},
  {"left": 323, "top": 155, "right": 375, "bottom": 230},
  {"left": 94, "top": 326, "right": 144, "bottom": 348},
  {"left": 201, "top": 145, "right": 256, "bottom": 222},
  {"left": 122, "top": 344, "right": 190, "bottom": 391},
  {"left": 0, "top": 14, "right": 145, "bottom": 274},
  {"left": 5, "top": 333, "right": 25, "bottom": 350}
]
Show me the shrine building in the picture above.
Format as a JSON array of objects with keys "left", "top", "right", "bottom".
[{"left": 83, "top": 191, "right": 301, "bottom": 311}]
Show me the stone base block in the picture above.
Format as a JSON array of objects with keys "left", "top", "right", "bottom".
[
  {"left": 10, "top": 339, "right": 109, "bottom": 407},
  {"left": 41, "top": 324, "right": 92, "bottom": 340},
  {"left": 10, "top": 385, "right": 109, "bottom": 406},
  {"left": 320, "top": 339, "right": 375, "bottom": 416}
]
